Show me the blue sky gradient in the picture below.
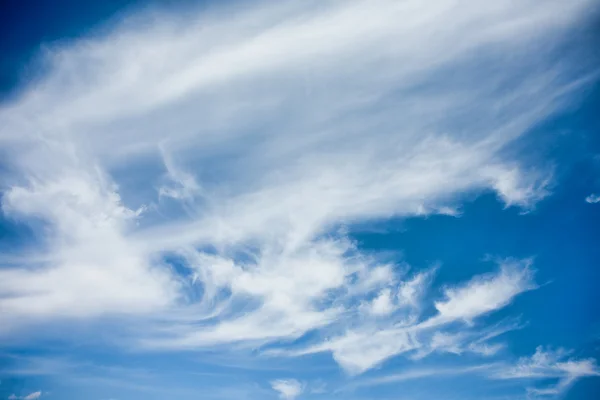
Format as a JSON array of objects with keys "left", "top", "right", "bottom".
[{"left": 1, "top": 1, "right": 600, "bottom": 399}]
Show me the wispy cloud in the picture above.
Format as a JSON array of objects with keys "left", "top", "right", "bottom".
[
  {"left": 349, "top": 363, "right": 498, "bottom": 389},
  {"left": 8, "top": 392, "right": 42, "bottom": 400},
  {"left": 279, "top": 259, "right": 535, "bottom": 374},
  {"left": 0, "top": 0, "right": 597, "bottom": 394},
  {"left": 270, "top": 379, "right": 303, "bottom": 400},
  {"left": 343, "top": 344, "right": 599, "bottom": 397},
  {"left": 433, "top": 259, "right": 536, "bottom": 324},
  {"left": 492, "top": 346, "right": 600, "bottom": 396}
]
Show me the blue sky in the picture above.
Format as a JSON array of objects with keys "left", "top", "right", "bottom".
[{"left": 1, "top": 1, "right": 600, "bottom": 399}]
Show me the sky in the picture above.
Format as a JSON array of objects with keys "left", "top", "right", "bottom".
[{"left": 0, "top": 0, "right": 600, "bottom": 399}]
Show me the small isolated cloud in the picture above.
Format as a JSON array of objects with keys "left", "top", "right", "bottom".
[
  {"left": 271, "top": 379, "right": 303, "bottom": 400},
  {"left": 585, "top": 193, "right": 600, "bottom": 203}
]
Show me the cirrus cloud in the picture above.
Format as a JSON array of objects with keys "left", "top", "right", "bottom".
[{"left": 0, "top": 1, "right": 597, "bottom": 394}]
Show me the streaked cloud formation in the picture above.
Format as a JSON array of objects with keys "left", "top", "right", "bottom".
[
  {"left": 495, "top": 347, "right": 600, "bottom": 396},
  {"left": 0, "top": 0, "right": 598, "bottom": 399}
]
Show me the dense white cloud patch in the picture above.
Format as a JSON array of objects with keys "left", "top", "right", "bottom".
[
  {"left": 0, "top": 168, "right": 179, "bottom": 323},
  {"left": 270, "top": 379, "right": 303, "bottom": 400},
  {"left": 0, "top": 0, "right": 597, "bottom": 391},
  {"left": 366, "top": 288, "right": 396, "bottom": 316}
]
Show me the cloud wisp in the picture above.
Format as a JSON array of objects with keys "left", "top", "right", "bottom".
[
  {"left": 493, "top": 347, "right": 600, "bottom": 396},
  {"left": 8, "top": 392, "right": 42, "bottom": 400},
  {"left": 270, "top": 379, "right": 303, "bottom": 400},
  {"left": 343, "top": 346, "right": 600, "bottom": 396},
  {"left": 277, "top": 259, "right": 535, "bottom": 375}
]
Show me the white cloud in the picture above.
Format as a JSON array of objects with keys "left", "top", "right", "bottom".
[
  {"left": 23, "top": 392, "right": 42, "bottom": 400},
  {"left": 493, "top": 346, "right": 600, "bottom": 396},
  {"left": 488, "top": 166, "right": 552, "bottom": 209},
  {"left": 433, "top": 259, "right": 536, "bottom": 323},
  {"left": 585, "top": 193, "right": 600, "bottom": 203},
  {"left": 365, "top": 288, "right": 396, "bottom": 316},
  {"left": 270, "top": 379, "right": 303, "bottom": 400},
  {"left": 351, "top": 363, "right": 497, "bottom": 388},
  {"left": 468, "top": 342, "right": 505, "bottom": 357},
  {"left": 0, "top": 0, "right": 595, "bottom": 380},
  {"left": 0, "top": 167, "right": 179, "bottom": 331},
  {"left": 410, "top": 318, "right": 521, "bottom": 360},
  {"left": 345, "top": 344, "right": 598, "bottom": 398},
  {"left": 8, "top": 392, "right": 43, "bottom": 400},
  {"left": 312, "top": 328, "right": 420, "bottom": 375},
  {"left": 398, "top": 268, "right": 436, "bottom": 309},
  {"left": 279, "top": 260, "right": 536, "bottom": 374}
]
